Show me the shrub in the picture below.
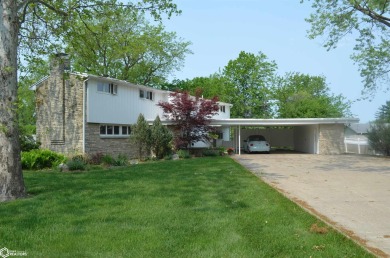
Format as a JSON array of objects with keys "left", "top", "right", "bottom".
[
  {"left": 101, "top": 154, "right": 129, "bottom": 166},
  {"left": 87, "top": 152, "right": 104, "bottom": 165},
  {"left": 177, "top": 149, "right": 190, "bottom": 159},
  {"left": 67, "top": 159, "right": 86, "bottom": 171},
  {"left": 367, "top": 122, "right": 390, "bottom": 156},
  {"left": 164, "top": 154, "right": 173, "bottom": 160},
  {"left": 102, "top": 154, "right": 115, "bottom": 166},
  {"left": 66, "top": 155, "right": 87, "bottom": 171},
  {"left": 113, "top": 154, "right": 128, "bottom": 166},
  {"left": 131, "top": 114, "right": 151, "bottom": 160},
  {"left": 217, "top": 147, "right": 225, "bottom": 155},
  {"left": 21, "top": 149, "right": 66, "bottom": 170},
  {"left": 70, "top": 154, "right": 86, "bottom": 163},
  {"left": 150, "top": 116, "right": 173, "bottom": 159},
  {"left": 202, "top": 149, "right": 219, "bottom": 157},
  {"left": 227, "top": 148, "right": 235, "bottom": 155}
]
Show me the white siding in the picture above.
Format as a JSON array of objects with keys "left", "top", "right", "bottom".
[
  {"left": 221, "top": 126, "right": 230, "bottom": 141},
  {"left": 87, "top": 79, "right": 167, "bottom": 124},
  {"left": 293, "top": 125, "right": 319, "bottom": 154},
  {"left": 213, "top": 104, "right": 231, "bottom": 119}
]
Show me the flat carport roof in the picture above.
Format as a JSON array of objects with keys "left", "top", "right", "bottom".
[
  {"left": 210, "top": 117, "right": 359, "bottom": 126},
  {"left": 209, "top": 118, "right": 359, "bottom": 155}
]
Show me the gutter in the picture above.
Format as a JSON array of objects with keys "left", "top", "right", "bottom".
[
  {"left": 82, "top": 78, "right": 89, "bottom": 154},
  {"left": 209, "top": 118, "right": 360, "bottom": 126}
]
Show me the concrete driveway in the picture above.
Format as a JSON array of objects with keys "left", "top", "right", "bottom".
[{"left": 233, "top": 153, "right": 390, "bottom": 257}]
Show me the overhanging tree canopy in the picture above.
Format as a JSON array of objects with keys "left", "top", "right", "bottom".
[
  {"left": 66, "top": 6, "right": 191, "bottom": 86},
  {"left": 303, "top": 0, "right": 390, "bottom": 95},
  {"left": 0, "top": 0, "right": 179, "bottom": 202}
]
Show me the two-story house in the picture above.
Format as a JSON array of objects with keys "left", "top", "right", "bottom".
[
  {"left": 33, "top": 54, "right": 361, "bottom": 156},
  {"left": 31, "top": 54, "right": 232, "bottom": 158}
]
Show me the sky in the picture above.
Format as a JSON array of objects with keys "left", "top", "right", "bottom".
[{"left": 163, "top": 0, "right": 389, "bottom": 123}]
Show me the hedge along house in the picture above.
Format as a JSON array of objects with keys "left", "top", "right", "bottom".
[{"left": 31, "top": 54, "right": 232, "bottom": 158}]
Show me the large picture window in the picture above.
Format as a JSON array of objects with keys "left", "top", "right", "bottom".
[{"left": 99, "top": 125, "right": 131, "bottom": 137}]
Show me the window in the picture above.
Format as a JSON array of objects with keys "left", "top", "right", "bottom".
[
  {"left": 110, "top": 83, "right": 117, "bottom": 95},
  {"left": 100, "top": 126, "right": 106, "bottom": 135},
  {"left": 107, "top": 125, "right": 113, "bottom": 135},
  {"left": 122, "top": 126, "right": 131, "bottom": 135},
  {"left": 100, "top": 125, "right": 131, "bottom": 137},
  {"left": 97, "top": 82, "right": 117, "bottom": 95},
  {"left": 114, "top": 126, "right": 120, "bottom": 135},
  {"left": 219, "top": 105, "right": 226, "bottom": 113},
  {"left": 146, "top": 91, "right": 153, "bottom": 100},
  {"left": 139, "top": 89, "right": 153, "bottom": 100}
]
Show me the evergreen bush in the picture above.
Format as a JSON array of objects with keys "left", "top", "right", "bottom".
[
  {"left": 150, "top": 116, "right": 173, "bottom": 159},
  {"left": 367, "top": 122, "right": 390, "bottom": 156}
]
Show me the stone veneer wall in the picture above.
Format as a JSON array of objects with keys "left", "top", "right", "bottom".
[
  {"left": 318, "top": 124, "right": 345, "bottom": 154},
  {"left": 36, "top": 71, "right": 85, "bottom": 155},
  {"left": 84, "top": 123, "right": 138, "bottom": 158}
]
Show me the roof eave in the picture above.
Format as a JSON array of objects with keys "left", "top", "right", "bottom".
[{"left": 209, "top": 118, "right": 360, "bottom": 126}]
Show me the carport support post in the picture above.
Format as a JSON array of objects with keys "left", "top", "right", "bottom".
[{"left": 238, "top": 125, "right": 241, "bottom": 155}]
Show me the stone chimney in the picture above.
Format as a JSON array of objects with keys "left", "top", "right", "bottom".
[
  {"left": 48, "top": 53, "right": 70, "bottom": 145},
  {"left": 50, "top": 53, "right": 70, "bottom": 76}
]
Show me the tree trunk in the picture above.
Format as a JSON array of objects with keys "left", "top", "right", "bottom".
[{"left": 0, "top": 0, "right": 26, "bottom": 201}]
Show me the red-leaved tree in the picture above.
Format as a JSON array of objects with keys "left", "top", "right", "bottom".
[{"left": 157, "top": 90, "right": 219, "bottom": 149}]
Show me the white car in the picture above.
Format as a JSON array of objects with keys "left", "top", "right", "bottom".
[{"left": 243, "top": 135, "right": 271, "bottom": 154}]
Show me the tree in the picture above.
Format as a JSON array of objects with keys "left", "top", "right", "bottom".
[
  {"left": 222, "top": 51, "right": 277, "bottom": 118},
  {"left": 303, "top": 0, "right": 390, "bottom": 94},
  {"left": 131, "top": 114, "right": 151, "bottom": 160},
  {"left": 368, "top": 100, "right": 390, "bottom": 156},
  {"left": 162, "top": 74, "right": 228, "bottom": 100},
  {"left": 157, "top": 90, "right": 219, "bottom": 149},
  {"left": 273, "top": 73, "right": 351, "bottom": 118},
  {"left": 66, "top": 7, "right": 191, "bottom": 86},
  {"left": 375, "top": 100, "right": 390, "bottom": 122},
  {"left": 150, "top": 116, "right": 173, "bottom": 159},
  {"left": 0, "top": 0, "right": 179, "bottom": 202},
  {"left": 367, "top": 122, "right": 390, "bottom": 156},
  {"left": 18, "top": 58, "right": 49, "bottom": 151}
]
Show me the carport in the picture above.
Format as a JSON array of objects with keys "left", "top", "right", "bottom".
[{"left": 210, "top": 118, "right": 359, "bottom": 155}]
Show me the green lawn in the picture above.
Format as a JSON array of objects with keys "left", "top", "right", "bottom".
[{"left": 0, "top": 157, "right": 372, "bottom": 257}]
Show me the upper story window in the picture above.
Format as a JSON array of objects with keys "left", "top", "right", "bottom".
[
  {"left": 98, "top": 82, "right": 117, "bottom": 95},
  {"left": 219, "top": 105, "right": 226, "bottom": 113},
  {"left": 139, "top": 89, "right": 153, "bottom": 100}
]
